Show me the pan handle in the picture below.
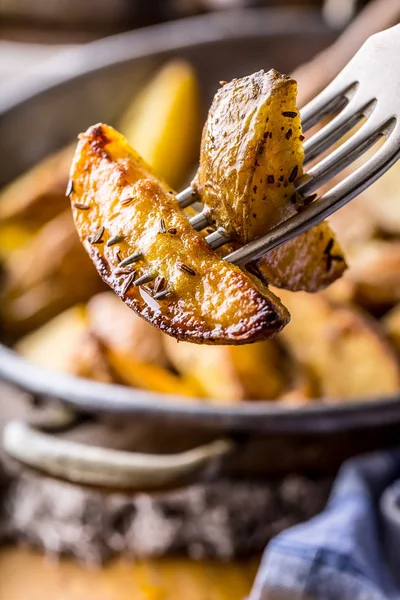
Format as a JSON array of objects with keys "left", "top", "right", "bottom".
[{"left": 2, "top": 420, "right": 234, "bottom": 490}]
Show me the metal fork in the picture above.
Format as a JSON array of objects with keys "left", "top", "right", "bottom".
[
  {"left": 131, "top": 24, "right": 400, "bottom": 295},
  {"left": 180, "top": 25, "right": 400, "bottom": 256}
]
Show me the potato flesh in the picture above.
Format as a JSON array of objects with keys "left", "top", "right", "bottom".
[
  {"left": 70, "top": 124, "right": 289, "bottom": 344},
  {"left": 194, "top": 69, "right": 346, "bottom": 292}
]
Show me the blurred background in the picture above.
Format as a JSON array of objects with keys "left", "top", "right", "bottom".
[
  {"left": 0, "top": 0, "right": 371, "bottom": 43},
  {"left": 0, "top": 0, "right": 371, "bottom": 83},
  {"left": 1, "top": 1, "right": 400, "bottom": 599}
]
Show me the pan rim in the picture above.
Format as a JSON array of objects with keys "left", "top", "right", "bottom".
[
  {"left": 0, "top": 7, "right": 327, "bottom": 115},
  {"left": 2, "top": 7, "right": 398, "bottom": 431},
  {"left": 0, "top": 344, "right": 399, "bottom": 433}
]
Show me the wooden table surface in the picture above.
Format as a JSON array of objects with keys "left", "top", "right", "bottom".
[{"left": 0, "top": 548, "right": 259, "bottom": 600}]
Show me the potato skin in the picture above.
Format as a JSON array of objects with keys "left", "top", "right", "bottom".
[
  {"left": 70, "top": 124, "right": 290, "bottom": 344},
  {"left": 193, "top": 69, "right": 346, "bottom": 292}
]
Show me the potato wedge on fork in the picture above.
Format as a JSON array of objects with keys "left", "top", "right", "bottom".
[
  {"left": 69, "top": 124, "right": 289, "bottom": 344},
  {"left": 193, "top": 70, "right": 346, "bottom": 292}
]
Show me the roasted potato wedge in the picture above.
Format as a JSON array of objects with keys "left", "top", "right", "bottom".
[
  {"left": 193, "top": 69, "right": 303, "bottom": 242},
  {"left": 87, "top": 292, "right": 167, "bottom": 365},
  {"left": 258, "top": 222, "right": 345, "bottom": 292},
  {"left": 334, "top": 240, "right": 400, "bottom": 312},
  {"left": 120, "top": 60, "right": 201, "bottom": 189},
  {"left": 105, "top": 351, "right": 202, "bottom": 397},
  {"left": 16, "top": 305, "right": 112, "bottom": 382},
  {"left": 278, "top": 289, "right": 400, "bottom": 400},
  {"left": 87, "top": 294, "right": 201, "bottom": 396},
  {"left": 69, "top": 124, "right": 290, "bottom": 344},
  {"left": 193, "top": 69, "right": 346, "bottom": 291},
  {"left": 278, "top": 363, "right": 316, "bottom": 406},
  {"left": 0, "top": 145, "right": 73, "bottom": 231},
  {"left": 164, "top": 337, "right": 285, "bottom": 402},
  {"left": 1, "top": 210, "right": 105, "bottom": 335},
  {"left": 86, "top": 293, "right": 200, "bottom": 396}
]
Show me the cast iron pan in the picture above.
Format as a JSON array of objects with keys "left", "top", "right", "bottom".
[{"left": 1, "top": 9, "right": 400, "bottom": 481}]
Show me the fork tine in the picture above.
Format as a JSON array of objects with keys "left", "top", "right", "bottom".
[
  {"left": 300, "top": 87, "right": 352, "bottom": 132},
  {"left": 189, "top": 211, "right": 208, "bottom": 231},
  {"left": 304, "top": 98, "right": 376, "bottom": 164},
  {"left": 298, "top": 118, "right": 384, "bottom": 197},
  {"left": 205, "top": 229, "right": 230, "bottom": 250},
  {"left": 224, "top": 122, "right": 400, "bottom": 266},
  {"left": 176, "top": 186, "right": 199, "bottom": 208}
]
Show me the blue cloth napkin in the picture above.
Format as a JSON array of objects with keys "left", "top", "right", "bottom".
[{"left": 250, "top": 450, "right": 400, "bottom": 600}]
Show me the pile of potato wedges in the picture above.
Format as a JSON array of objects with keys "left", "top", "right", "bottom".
[{"left": 1, "top": 59, "right": 400, "bottom": 405}]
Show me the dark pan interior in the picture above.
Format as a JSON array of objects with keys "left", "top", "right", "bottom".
[
  {"left": 0, "top": 8, "right": 333, "bottom": 184},
  {"left": 1, "top": 7, "right": 399, "bottom": 456}
]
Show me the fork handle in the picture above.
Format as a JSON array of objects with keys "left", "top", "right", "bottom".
[{"left": 294, "top": 0, "right": 400, "bottom": 107}]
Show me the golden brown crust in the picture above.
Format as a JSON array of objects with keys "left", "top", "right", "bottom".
[{"left": 70, "top": 124, "right": 290, "bottom": 344}]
